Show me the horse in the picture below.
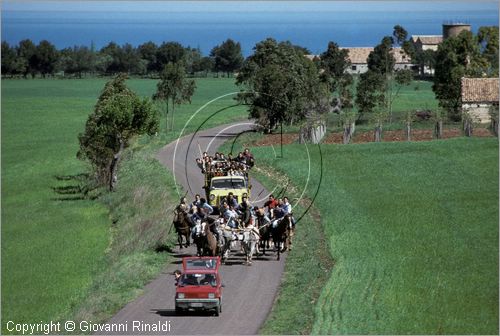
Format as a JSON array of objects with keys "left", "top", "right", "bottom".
[
  {"left": 218, "top": 222, "right": 237, "bottom": 264},
  {"left": 173, "top": 210, "right": 191, "bottom": 249},
  {"left": 204, "top": 219, "right": 219, "bottom": 257},
  {"left": 271, "top": 214, "right": 292, "bottom": 261},
  {"left": 242, "top": 226, "right": 260, "bottom": 265},
  {"left": 258, "top": 221, "right": 272, "bottom": 256},
  {"left": 192, "top": 220, "right": 207, "bottom": 257},
  {"left": 193, "top": 218, "right": 218, "bottom": 257}
]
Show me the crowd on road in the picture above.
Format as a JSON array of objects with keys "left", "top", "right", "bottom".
[
  {"left": 195, "top": 148, "right": 255, "bottom": 177},
  {"left": 176, "top": 194, "right": 294, "bottom": 232}
]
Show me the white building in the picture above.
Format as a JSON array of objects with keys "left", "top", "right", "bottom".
[{"left": 461, "top": 77, "right": 499, "bottom": 123}]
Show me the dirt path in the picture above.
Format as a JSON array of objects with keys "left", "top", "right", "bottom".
[{"left": 101, "top": 123, "right": 285, "bottom": 335}]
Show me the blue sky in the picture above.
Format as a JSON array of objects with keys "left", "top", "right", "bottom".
[{"left": 2, "top": 1, "right": 498, "bottom": 13}]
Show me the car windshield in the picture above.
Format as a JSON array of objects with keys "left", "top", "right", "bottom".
[
  {"left": 179, "top": 273, "right": 217, "bottom": 287},
  {"left": 211, "top": 178, "right": 246, "bottom": 189},
  {"left": 185, "top": 258, "right": 218, "bottom": 270}
]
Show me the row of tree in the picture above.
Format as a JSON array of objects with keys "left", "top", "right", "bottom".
[
  {"left": 78, "top": 24, "right": 498, "bottom": 191},
  {"left": 236, "top": 24, "right": 498, "bottom": 142},
  {"left": 1, "top": 38, "right": 244, "bottom": 78}
]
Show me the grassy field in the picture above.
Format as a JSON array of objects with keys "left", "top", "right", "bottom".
[
  {"left": 1, "top": 77, "right": 248, "bottom": 331},
  {"left": 248, "top": 138, "right": 498, "bottom": 334}
]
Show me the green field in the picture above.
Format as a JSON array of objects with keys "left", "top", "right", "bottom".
[
  {"left": 251, "top": 138, "right": 498, "bottom": 334},
  {"left": 1, "top": 77, "right": 248, "bottom": 329}
]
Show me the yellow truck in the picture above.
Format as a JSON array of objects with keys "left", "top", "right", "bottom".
[{"left": 203, "top": 172, "right": 251, "bottom": 213}]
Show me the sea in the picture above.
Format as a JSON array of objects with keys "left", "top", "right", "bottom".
[{"left": 1, "top": 1, "right": 498, "bottom": 56}]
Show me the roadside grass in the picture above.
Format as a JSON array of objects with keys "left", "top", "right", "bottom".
[
  {"left": 219, "top": 134, "right": 334, "bottom": 335},
  {"left": 63, "top": 141, "right": 179, "bottom": 325},
  {"left": 248, "top": 137, "right": 498, "bottom": 334},
  {"left": 1, "top": 77, "right": 248, "bottom": 332}
]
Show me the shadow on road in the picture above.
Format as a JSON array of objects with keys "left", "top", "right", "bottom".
[{"left": 151, "top": 309, "right": 217, "bottom": 317}]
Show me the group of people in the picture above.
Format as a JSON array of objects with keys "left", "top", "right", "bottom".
[
  {"left": 195, "top": 148, "right": 255, "bottom": 177},
  {"left": 175, "top": 193, "right": 294, "bottom": 234}
]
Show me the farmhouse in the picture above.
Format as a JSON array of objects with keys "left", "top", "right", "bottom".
[
  {"left": 342, "top": 47, "right": 413, "bottom": 74},
  {"left": 306, "top": 48, "right": 413, "bottom": 74},
  {"left": 461, "top": 77, "right": 499, "bottom": 123},
  {"left": 411, "top": 35, "right": 443, "bottom": 52}
]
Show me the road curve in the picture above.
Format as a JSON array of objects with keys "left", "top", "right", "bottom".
[{"left": 101, "top": 123, "right": 286, "bottom": 335}]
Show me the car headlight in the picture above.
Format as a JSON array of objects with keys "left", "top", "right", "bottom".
[
  {"left": 177, "top": 293, "right": 185, "bottom": 299},
  {"left": 210, "top": 194, "right": 215, "bottom": 201},
  {"left": 208, "top": 293, "right": 215, "bottom": 299}
]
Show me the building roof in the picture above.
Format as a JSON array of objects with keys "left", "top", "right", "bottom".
[
  {"left": 411, "top": 35, "right": 443, "bottom": 45},
  {"left": 392, "top": 47, "right": 412, "bottom": 64},
  {"left": 461, "top": 77, "right": 499, "bottom": 103},
  {"left": 341, "top": 47, "right": 373, "bottom": 64},
  {"left": 340, "top": 47, "right": 412, "bottom": 64}
]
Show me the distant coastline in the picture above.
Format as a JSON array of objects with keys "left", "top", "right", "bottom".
[{"left": 2, "top": 2, "right": 498, "bottom": 56}]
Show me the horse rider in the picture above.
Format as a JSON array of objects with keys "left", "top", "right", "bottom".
[
  {"left": 189, "top": 206, "right": 203, "bottom": 227},
  {"left": 243, "top": 148, "right": 255, "bottom": 167},
  {"left": 176, "top": 197, "right": 189, "bottom": 212},
  {"left": 282, "top": 196, "right": 295, "bottom": 226},
  {"left": 199, "top": 197, "right": 214, "bottom": 215},
  {"left": 222, "top": 203, "right": 239, "bottom": 229},
  {"left": 238, "top": 196, "right": 252, "bottom": 225},
  {"left": 254, "top": 206, "right": 271, "bottom": 229},
  {"left": 220, "top": 192, "right": 238, "bottom": 209},
  {"left": 264, "top": 194, "right": 278, "bottom": 218},
  {"left": 191, "top": 194, "right": 201, "bottom": 209}
]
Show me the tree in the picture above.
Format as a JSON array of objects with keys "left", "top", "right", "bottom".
[
  {"left": 77, "top": 74, "right": 159, "bottom": 191},
  {"left": 35, "top": 40, "right": 59, "bottom": 77},
  {"left": 393, "top": 25, "right": 408, "bottom": 46},
  {"left": 100, "top": 42, "right": 123, "bottom": 74},
  {"left": 363, "top": 28, "right": 414, "bottom": 121},
  {"left": 477, "top": 26, "right": 499, "bottom": 76},
  {"left": 433, "top": 30, "right": 487, "bottom": 120},
  {"left": 156, "top": 42, "right": 185, "bottom": 71},
  {"left": 121, "top": 43, "right": 143, "bottom": 75},
  {"left": 371, "top": 109, "right": 388, "bottom": 142},
  {"left": 17, "top": 39, "right": 37, "bottom": 78},
  {"left": 210, "top": 39, "right": 244, "bottom": 77},
  {"left": 138, "top": 41, "right": 158, "bottom": 74},
  {"left": 355, "top": 70, "right": 386, "bottom": 117},
  {"left": 152, "top": 62, "right": 196, "bottom": 132},
  {"left": 184, "top": 46, "right": 203, "bottom": 74},
  {"left": 59, "top": 46, "right": 95, "bottom": 78},
  {"left": 319, "top": 41, "right": 354, "bottom": 111},
  {"left": 368, "top": 36, "right": 395, "bottom": 74},
  {"left": 355, "top": 36, "right": 395, "bottom": 120},
  {"left": 1, "top": 41, "right": 17, "bottom": 77},
  {"left": 415, "top": 49, "right": 436, "bottom": 76},
  {"left": 236, "top": 38, "right": 326, "bottom": 131},
  {"left": 198, "top": 56, "right": 215, "bottom": 77},
  {"left": 339, "top": 111, "right": 357, "bottom": 144}
]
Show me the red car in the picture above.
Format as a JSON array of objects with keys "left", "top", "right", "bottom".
[{"left": 175, "top": 256, "right": 223, "bottom": 316}]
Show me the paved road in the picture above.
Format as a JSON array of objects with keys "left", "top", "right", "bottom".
[{"left": 102, "top": 123, "right": 286, "bottom": 335}]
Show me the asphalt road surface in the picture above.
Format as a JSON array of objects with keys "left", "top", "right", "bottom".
[{"left": 101, "top": 123, "right": 286, "bottom": 335}]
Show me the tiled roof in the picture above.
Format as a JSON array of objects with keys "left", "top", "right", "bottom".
[
  {"left": 341, "top": 47, "right": 373, "bottom": 64},
  {"left": 411, "top": 35, "right": 443, "bottom": 45},
  {"left": 461, "top": 77, "right": 499, "bottom": 103},
  {"left": 392, "top": 47, "right": 412, "bottom": 64},
  {"left": 340, "top": 47, "right": 412, "bottom": 64}
]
